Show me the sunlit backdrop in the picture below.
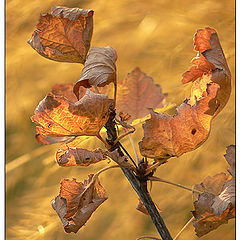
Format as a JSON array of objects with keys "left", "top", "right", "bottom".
[{"left": 6, "top": 0, "right": 235, "bottom": 239}]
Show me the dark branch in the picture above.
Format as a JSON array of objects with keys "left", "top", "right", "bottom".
[{"left": 104, "top": 106, "right": 173, "bottom": 240}]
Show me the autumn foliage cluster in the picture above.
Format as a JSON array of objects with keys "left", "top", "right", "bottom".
[{"left": 28, "top": 6, "right": 235, "bottom": 238}]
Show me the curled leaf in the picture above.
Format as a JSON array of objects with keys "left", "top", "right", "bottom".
[
  {"left": 28, "top": 6, "right": 93, "bottom": 63},
  {"left": 31, "top": 89, "right": 113, "bottom": 144},
  {"left": 139, "top": 27, "right": 231, "bottom": 159},
  {"left": 56, "top": 147, "right": 107, "bottom": 167},
  {"left": 52, "top": 175, "right": 107, "bottom": 233},
  {"left": 192, "top": 145, "right": 235, "bottom": 237},
  {"left": 116, "top": 67, "right": 167, "bottom": 121},
  {"left": 73, "top": 46, "right": 117, "bottom": 99}
]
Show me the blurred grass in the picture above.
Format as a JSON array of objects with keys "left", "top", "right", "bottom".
[{"left": 6, "top": 0, "right": 235, "bottom": 239}]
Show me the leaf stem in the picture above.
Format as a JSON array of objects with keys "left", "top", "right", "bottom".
[
  {"left": 148, "top": 176, "right": 203, "bottom": 194},
  {"left": 95, "top": 164, "right": 120, "bottom": 176},
  {"left": 173, "top": 217, "right": 194, "bottom": 240},
  {"left": 144, "top": 159, "right": 167, "bottom": 176}
]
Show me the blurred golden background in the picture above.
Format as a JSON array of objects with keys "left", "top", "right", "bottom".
[{"left": 6, "top": 0, "right": 235, "bottom": 239}]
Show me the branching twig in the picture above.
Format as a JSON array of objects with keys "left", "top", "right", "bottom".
[
  {"left": 148, "top": 176, "right": 203, "bottom": 195},
  {"left": 104, "top": 108, "right": 173, "bottom": 240}
]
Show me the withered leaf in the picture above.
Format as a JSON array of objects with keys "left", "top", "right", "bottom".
[
  {"left": 139, "top": 27, "right": 231, "bottom": 159},
  {"left": 73, "top": 46, "right": 117, "bottom": 99},
  {"left": 116, "top": 67, "right": 167, "bottom": 121},
  {"left": 52, "top": 175, "right": 108, "bottom": 233},
  {"left": 139, "top": 73, "right": 219, "bottom": 158},
  {"left": 56, "top": 147, "right": 107, "bottom": 167},
  {"left": 31, "top": 89, "right": 113, "bottom": 144},
  {"left": 183, "top": 27, "right": 231, "bottom": 116},
  {"left": 28, "top": 6, "right": 93, "bottom": 63},
  {"left": 192, "top": 146, "right": 235, "bottom": 237},
  {"left": 136, "top": 198, "right": 162, "bottom": 216},
  {"left": 224, "top": 145, "right": 235, "bottom": 177}
]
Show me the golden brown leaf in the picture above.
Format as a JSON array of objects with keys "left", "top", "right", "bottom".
[
  {"left": 52, "top": 175, "right": 108, "bottom": 233},
  {"left": 56, "top": 147, "right": 107, "bottom": 167},
  {"left": 139, "top": 27, "right": 231, "bottom": 159},
  {"left": 192, "top": 146, "right": 235, "bottom": 237},
  {"left": 31, "top": 89, "right": 113, "bottom": 144},
  {"left": 28, "top": 6, "right": 93, "bottom": 63},
  {"left": 73, "top": 46, "right": 117, "bottom": 99},
  {"left": 116, "top": 67, "right": 167, "bottom": 121},
  {"left": 139, "top": 73, "right": 219, "bottom": 158},
  {"left": 182, "top": 27, "right": 231, "bottom": 115}
]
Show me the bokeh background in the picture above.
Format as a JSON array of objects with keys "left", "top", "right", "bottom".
[{"left": 6, "top": 0, "right": 235, "bottom": 239}]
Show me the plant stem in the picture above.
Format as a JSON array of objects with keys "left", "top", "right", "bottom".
[
  {"left": 173, "top": 217, "right": 194, "bottom": 240},
  {"left": 104, "top": 108, "right": 173, "bottom": 240},
  {"left": 122, "top": 168, "right": 173, "bottom": 240},
  {"left": 148, "top": 176, "right": 203, "bottom": 195}
]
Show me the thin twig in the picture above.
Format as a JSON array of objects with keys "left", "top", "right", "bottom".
[
  {"left": 113, "top": 128, "right": 135, "bottom": 144},
  {"left": 148, "top": 176, "right": 203, "bottom": 195},
  {"left": 95, "top": 165, "right": 120, "bottom": 176},
  {"left": 144, "top": 159, "right": 167, "bottom": 176},
  {"left": 96, "top": 133, "right": 111, "bottom": 149},
  {"left": 114, "top": 81, "right": 117, "bottom": 108},
  {"left": 136, "top": 237, "right": 161, "bottom": 240},
  {"left": 119, "top": 142, "right": 138, "bottom": 168},
  {"left": 173, "top": 217, "right": 194, "bottom": 240}
]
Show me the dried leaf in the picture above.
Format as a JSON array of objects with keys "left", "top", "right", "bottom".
[
  {"left": 31, "top": 89, "right": 113, "bottom": 144},
  {"left": 224, "top": 145, "right": 235, "bottom": 177},
  {"left": 116, "top": 67, "right": 167, "bottom": 121},
  {"left": 56, "top": 147, "right": 107, "bottom": 167},
  {"left": 212, "top": 179, "right": 235, "bottom": 217},
  {"left": 183, "top": 27, "right": 231, "bottom": 116},
  {"left": 28, "top": 6, "right": 93, "bottom": 63},
  {"left": 52, "top": 175, "right": 108, "bottom": 233},
  {"left": 73, "top": 46, "right": 117, "bottom": 99},
  {"left": 139, "top": 27, "right": 231, "bottom": 159},
  {"left": 192, "top": 146, "right": 235, "bottom": 237},
  {"left": 139, "top": 73, "right": 219, "bottom": 158},
  {"left": 136, "top": 199, "right": 162, "bottom": 216}
]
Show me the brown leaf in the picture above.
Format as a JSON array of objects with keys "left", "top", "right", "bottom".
[
  {"left": 183, "top": 27, "right": 231, "bottom": 116},
  {"left": 192, "top": 192, "right": 235, "bottom": 237},
  {"left": 212, "top": 179, "right": 235, "bottom": 217},
  {"left": 139, "top": 73, "right": 219, "bottom": 158},
  {"left": 139, "top": 27, "right": 231, "bottom": 159},
  {"left": 136, "top": 198, "right": 162, "bottom": 216},
  {"left": 224, "top": 145, "right": 235, "bottom": 177},
  {"left": 116, "top": 67, "right": 167, "bottom": 121},
  {"left": 28, "top": 6, "right": 93, "bottom": 63},
  {"left": 73, "top": 46, "right": 117, "bottom": 99},
  {"left": 56, "top": 147, "right": 107, "bottom": 167},
  {"left": 31, "top": 89, "right": 113, "bottom": 144},
  {"left": 52, "top": 175, "right": 108, "bottom": 233},
  {"left": 192, "top": 148, "right": 235, "bottom": 237}
]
